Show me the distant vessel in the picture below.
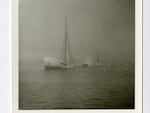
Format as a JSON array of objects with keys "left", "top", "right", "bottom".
[
  {"left": 44, "top": 1, "right": 74, "bottom": 69},
  {"left": 95, "top": 53, "right": 100, "bottom": 66},
  {"left": 44, "top": 18, "right": 74, "bottom": 69}
]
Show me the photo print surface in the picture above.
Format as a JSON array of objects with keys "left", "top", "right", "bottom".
[{"left": 19, "top": 0, "right": 135, "bottom": 109}]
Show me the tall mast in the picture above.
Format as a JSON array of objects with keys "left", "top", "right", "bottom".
[
  {"left": 63, "top": 0, "right": 67, "bottom": 65},
  {"left": 63, "top": 0, "right": 74, "bottom": 66},
  {"left": 96, "top": 50, "right": 99, "bottom": 64},
  {"left": 64, "top": 17, "right": 67, "bottom": 65}
]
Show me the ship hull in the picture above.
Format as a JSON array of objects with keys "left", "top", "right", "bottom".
[{"left": 44, "top": 64, "right": 74, "bottom": 70}]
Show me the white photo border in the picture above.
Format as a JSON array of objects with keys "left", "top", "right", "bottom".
[{"left": 12, "top": 0, "right": 143, "bottom": 113}]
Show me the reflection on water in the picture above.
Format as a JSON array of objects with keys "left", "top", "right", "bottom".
[{"left": 19, "top": 60, "right": 134, "bottom": 109}]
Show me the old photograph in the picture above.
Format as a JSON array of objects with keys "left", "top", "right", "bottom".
[{"left": 19, "top": 0, "right": 135, "bottom": 109}]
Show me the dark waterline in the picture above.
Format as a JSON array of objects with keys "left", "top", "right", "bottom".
[{"left": 19, "top": 60, "right": 134, "bottom": 109}]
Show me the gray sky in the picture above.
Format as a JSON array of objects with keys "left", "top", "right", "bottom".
[{"left": 19, "top": 0, "right": 135, "bottom": 64}]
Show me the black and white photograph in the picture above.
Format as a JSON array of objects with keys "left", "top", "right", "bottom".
[{"left": 15, "top": 0, "right": 141, "bottom": 111}]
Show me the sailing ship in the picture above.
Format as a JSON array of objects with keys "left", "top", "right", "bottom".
[
  {"left": 44, "top": 1, "right": 74, "bottom": 69},
  {"left": 44, "top": 18, "right": 74, "bottom": 69}
]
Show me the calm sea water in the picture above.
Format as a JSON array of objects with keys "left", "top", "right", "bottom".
[{"left": 19, "top": 60, "right": 134, "bottom": 109}]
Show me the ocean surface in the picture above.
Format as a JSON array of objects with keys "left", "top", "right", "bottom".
[{"left": 19, "top": 60, "right": 134, "bottom": 109}]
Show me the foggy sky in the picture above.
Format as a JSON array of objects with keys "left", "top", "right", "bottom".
[{"left": 19, "top": 0, "right": 135, "bottom": 64}]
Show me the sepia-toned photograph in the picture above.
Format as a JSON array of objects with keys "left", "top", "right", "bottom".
[{"left": 18, "top": 0, "right": 135, "bottom": 109}]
